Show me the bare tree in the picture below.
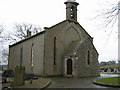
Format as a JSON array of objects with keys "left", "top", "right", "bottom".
[
  {"left": 0, "top": 25, "right": 9, "bottom": 65},
  {"left": 12, "top": 23, "right": 42, "bottom": 41},
  {"left": 97, "top": 1, "right": 118, "bottom": 28},
  {"left": 0, "top": 25, "right": 3, "bottom": 65},
  {"left": 93, "top": 0, "right": 119, "bottom": 43},
  {"left": 0, "top": 25, "right": 4, "bottom": 41},
  {"left": 1, "top": 48, "right": 8, "bottom": 64},
  {"left": 0, "top": 25, "right": 3, "bottom": 35},
  {"left": 0, "top": 23, "right": 42, "bottom": 65},
  {"left": 0, "top": 25, "right": 7, "bottom": 65}
]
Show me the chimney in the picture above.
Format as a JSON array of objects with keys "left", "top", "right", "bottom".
[
  {"left": 27, "top": 30, "right": 31, "bottom": 37},
  {"left": 64, "top": 0, "right": 79, "bottom": 21}
]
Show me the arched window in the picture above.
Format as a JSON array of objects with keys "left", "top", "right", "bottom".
[
  {"left": 70, "top": 6, "right": 75, "bottom": 18},
  {"left": 87, "top": 50, "right": 90, "bottom": 65},
  {"left": 54, "top": 37, "right": 56, "bottom": 65},
  {"left": 31, "top": 44, "right": 34, "bottom": 67}
]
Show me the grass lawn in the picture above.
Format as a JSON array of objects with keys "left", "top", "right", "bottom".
[
  {"left": 96, "top": 77, "right": 120, "bottom": 85},
  {"left": 100, "top": 72, "right": 120, "bottom": 74}
]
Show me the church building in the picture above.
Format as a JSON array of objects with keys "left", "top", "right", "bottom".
[{"left": 8, "top": 0, "right": 100, "bottom": 77}]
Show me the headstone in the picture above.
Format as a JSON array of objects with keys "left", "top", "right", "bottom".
[
  {"left": 12, "top": 65, "right": 25, "bottom": 86},
  {"left": 107, "top": 68, "right": 111, "bottom": 73}
]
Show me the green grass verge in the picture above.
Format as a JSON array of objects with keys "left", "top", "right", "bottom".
[
  {"left": 100, "top": 72, "right": 120, "bottom": 74},
  {"left": 96, "top": 77, "right": 120, "bottom": 85}
]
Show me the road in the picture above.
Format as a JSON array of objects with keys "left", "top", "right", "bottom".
[{"left": 47, "top": 74, "right": 120, "bottom": 88}]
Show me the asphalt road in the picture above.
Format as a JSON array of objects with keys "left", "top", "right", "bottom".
[{"left": 47, "top": 74, "right": 120, "bottom": 88}]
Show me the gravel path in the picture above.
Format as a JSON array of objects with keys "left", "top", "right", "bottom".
[{"left": 2, "top": 77, "right": 51, "bottom": 89}]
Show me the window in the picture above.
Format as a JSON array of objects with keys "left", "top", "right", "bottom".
[
  {"left": 87, "top": 50, "right": 90, "bottom": 65},
  {"left": 31, "top": 44, "right": 34, "bottom": 67},
  {"left": 20, "top": 47, "right": 23, "bottom": 65},
  {"left": 70, "top": 6, "right": 75, "bottom": 18},
  {"left": 54, "top": 37, "right": 56, "bottom": 65}
]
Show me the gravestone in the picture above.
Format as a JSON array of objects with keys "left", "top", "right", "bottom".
[
  {"left": 12, "top": 65, "right": 25, "bottom": 86},
  {"left": 107, "top": 68, "right": 111, "bottom": 73}
]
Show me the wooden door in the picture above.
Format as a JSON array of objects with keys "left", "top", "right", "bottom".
[{"left": 67, "top": 59, "right": 72, "bottom": 75}]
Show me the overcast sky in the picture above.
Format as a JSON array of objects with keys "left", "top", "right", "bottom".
[{"left": 0, "top": 0, "right": 118, "bottom": 63}]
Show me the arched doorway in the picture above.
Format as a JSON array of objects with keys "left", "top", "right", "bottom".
[{"left": 67, "top": 59, "right": 72, "bottom": 75}]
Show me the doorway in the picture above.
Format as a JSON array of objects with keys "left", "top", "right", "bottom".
[{"left": 67, "top": 59, "right": 72, "bottom": 75}]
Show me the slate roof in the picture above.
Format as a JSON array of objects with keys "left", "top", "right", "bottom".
[{"left": 63, "top": 37, "right": 99, "bottom": 56}]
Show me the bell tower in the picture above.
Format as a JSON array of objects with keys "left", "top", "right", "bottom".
[{"left": 64, "top": 0, "right": 79, "bottom": 21}]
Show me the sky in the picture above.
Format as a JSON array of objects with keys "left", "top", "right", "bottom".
[{"left": 0, "top": 0, "right": 118, "bottom": 63}]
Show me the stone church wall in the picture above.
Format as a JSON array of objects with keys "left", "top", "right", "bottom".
[
  {"left": 8, "top": 34, "right": 44, "bottom": 76},
  {"left": 44, "top": 21, "right": 91, "bottom": 76},
  {"left": 76, "top": 38, "right": 100, "bottom": 77},
  {"left": 44, "top": 21, "right": 68, "bottom": 76}
]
